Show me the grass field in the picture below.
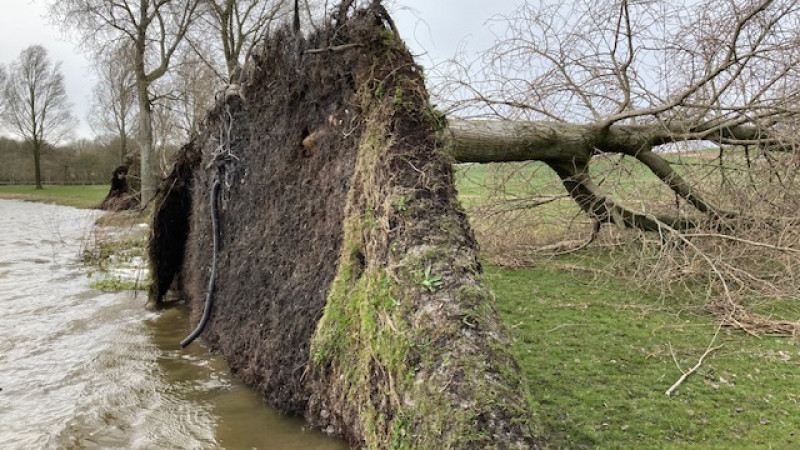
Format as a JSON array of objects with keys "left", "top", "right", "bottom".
[
  {"left": 0, "top": 185, "right": 108, "bottom": 209},
  {"left": 488, "top": 263, "right": 800, "bottom": 449},
  {"left": 456, "top": 161, "right": 800, "bottom": 449},
  {"left": 5, "top": 178, "right": 799, "bottom": 449}
]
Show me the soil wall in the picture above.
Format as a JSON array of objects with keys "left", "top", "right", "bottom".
[{"left": 150, "top": 5, "right": 537, "bottom": 448}]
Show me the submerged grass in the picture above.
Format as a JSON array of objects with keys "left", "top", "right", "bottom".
[
  {"left": 83, "top": 211, "right": 150, "bottom": 292},
  {"left": 89, "top": 278, "right": 143, "bottom": 291},
  {"left": 0, "top": 185, "right": 107, "bottom": 209},
  {"left": 0, "top": 185, "right": 148, "bottom": 291}
]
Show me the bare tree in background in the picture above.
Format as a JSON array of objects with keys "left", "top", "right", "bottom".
[
  {"left": 89, "top": 43, "right": 137, "bottom": 166},
  {"left": 0, "top": 65, "right": 7, "bottom": 115},
  {"left": 51, "top": 0, "right": 201, "bottom": 204},
  {"left": 1, "top": 46, "right": 76, "bottom": 190},
  {"left": 443, "top": 0, "right": 800, "bottom": 334},
  {"left": 195, "top": 0, "right": 291, "bottom": 80},
  {"left": 142, "top": 50, "right": 217, "bottom": 171},
  {"left": 150, "top": 95, "right": 183, "bottom": 172},
  {"left": 167, "top": 51, "right": 219, "bottom": 139}
]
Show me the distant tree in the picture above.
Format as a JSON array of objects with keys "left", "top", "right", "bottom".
[
  {"left": 1, "top": 46, "right": 75, "bottom": 189},
  {"left": 0, "top": 64, "right": 7, "bottom": 116},
  {"left": 166, "top": 50, "right": 219, "bottom": 139},
  {"left": 51, "top": 0, "right": 202, "bottom": 203},
  {"left": 89, "top": 43, "right": 137, "bottom": 166},
  {"left": 195, "top": 0, "right": 291, "bottom": 80},
  {"left": 149, "top": 88, "right": 185, "bottom": 171}
]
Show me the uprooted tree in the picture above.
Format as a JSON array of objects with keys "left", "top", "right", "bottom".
[
  {"left": 150, "top": 3, "right": 535, "bottom": 448},
  {"left": 440, "top": 0, "right": 800, "bottom": 335},
  {"left": 148, "top": 0, "right": 800, "bottom": 447}
]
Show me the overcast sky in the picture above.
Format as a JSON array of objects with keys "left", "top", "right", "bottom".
[{"left": 0, "top": 0, "right": 519, "bottom": 140}]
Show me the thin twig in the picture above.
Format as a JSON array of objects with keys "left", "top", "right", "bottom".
[
  {"left": 545, "top": 323, "right": 587, "bottom": 333},
  {"left": 682, "top": 233, "right": 800, "bottom": 253},
  {"left": 665, "top": 326, "right": 723, "bottom": 397},
  {"left": 306, "top": 43, "right": 363, "bottom": 54}
]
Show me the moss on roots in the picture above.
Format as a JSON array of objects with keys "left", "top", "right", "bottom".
[{"left": 306, "top": 15, "right": 537, "bottom": 448}]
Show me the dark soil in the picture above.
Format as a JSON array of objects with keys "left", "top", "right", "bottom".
[
  {"left": 149, "top": 146, "right": 200, "bottom": 303},
  {"left": 149, "top": 3, "right": 537, "bottom": 448},
  {"left": 165, "top": 22, "right": 367, "bottom": 414}
]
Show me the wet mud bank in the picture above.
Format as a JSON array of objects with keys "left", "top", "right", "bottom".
[{"left": 150, "top": 4, "right": 536, "bottom": 449}]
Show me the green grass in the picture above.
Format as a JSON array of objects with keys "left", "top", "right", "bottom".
[
  {"left": 18, "top": 163, "right": 799, "bottom": 448},
  {"left": 455, "top": 155, "right": 697, "bottom": 213},
  {"left": 0, "top": 185, "right": 107, "bottom": 209},
  {"left": 487, "top": 263, "right": 800, "bottom": 449},
  {"left": 457, "top": 159, "right": 800, "bottom": 448},
  {"left": 456, "top": 156, "right": 800, "bottom": 449}
]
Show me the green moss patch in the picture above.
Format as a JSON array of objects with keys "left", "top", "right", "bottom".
[{"left": 306, "top": 9, "right": 536, "bottom": 447}]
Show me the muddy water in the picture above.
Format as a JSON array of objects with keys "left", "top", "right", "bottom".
[{"left": 0, "top": 199, "right": 346, "bottom": 450}]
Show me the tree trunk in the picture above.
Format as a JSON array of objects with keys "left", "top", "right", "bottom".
[
  {"left": 33, "top": 140, "right": 43, "bottom": 190},
  {"left": 136, "top": 78, "right": 157, "bottom": 204},
  {"left": 445, "top": 119, "right": 731, "bottom": 231},
  {"left": 444, "top": 119, "right": 595, "bottom": 164},
  {"left": 119, "top": 122, "right": 128, "bottom": 166}
]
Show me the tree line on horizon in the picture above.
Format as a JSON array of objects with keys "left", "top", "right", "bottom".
[{"left": 0, "top": 0, "right": 301, "bottom": 190}]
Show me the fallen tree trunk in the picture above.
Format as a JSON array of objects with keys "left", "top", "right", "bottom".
[
  {"left": 444, "top": 118, "right": 746, "bottom": 231},
  {"left": 444, "top": 119, "right": 594, "bottom": 164}
]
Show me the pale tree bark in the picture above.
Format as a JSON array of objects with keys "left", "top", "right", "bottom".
[
  {"left": 0, "top": 66, "right": 6, "bottom": 115},
  {"left": 51, "top": 0, "right": 201, "bottom": 204},
  {"left": 0, "top": 46, "right": 75, "bottom": 190}
]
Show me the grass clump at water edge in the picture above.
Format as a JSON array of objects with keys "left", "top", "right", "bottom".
[{"left": 82, "top": 211, "right": 151, "bottom": 292}]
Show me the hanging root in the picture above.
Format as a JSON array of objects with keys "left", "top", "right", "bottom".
[{"left": 181, "top": 178, "right": 221, "bottom": 348}]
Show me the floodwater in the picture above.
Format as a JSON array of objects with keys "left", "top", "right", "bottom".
[{"left": 0, "top": 199, "right": 346, "bottom": 450}]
